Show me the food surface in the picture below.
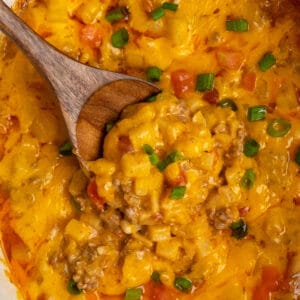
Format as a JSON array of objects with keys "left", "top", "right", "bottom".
[{"left": 0, "top": 0, "right": 300, "bottom": 299}]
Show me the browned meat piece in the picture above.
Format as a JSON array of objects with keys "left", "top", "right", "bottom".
[{"left": 208, "top": 207, "right": 233, "bottom": 230}]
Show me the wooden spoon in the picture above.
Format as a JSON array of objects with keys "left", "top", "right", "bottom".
[{"left": 0, "top": 0, "right": 160, "bottom": 161}]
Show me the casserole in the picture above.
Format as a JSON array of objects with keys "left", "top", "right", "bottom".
[{"left": 0, "top": 0, "right": 300, "bottom": 299}]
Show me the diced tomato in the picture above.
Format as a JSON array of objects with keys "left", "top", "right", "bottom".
[
  {"left": 87, "top": 179, "right": 105, "bottom": 211},
  {"left": 203, "top": 88, "right": 219, "bottom": 104},
  {"left": 80, "top": 24, "right": 103, "bottom": 48},
  {"left": 216, "top": 49, "right": 245, "bottom": 70},
  {"left": 169, "top": 169, "right": 187, "bottom": 187},
  {"left": 241, "top": 71, "right": 256, "bottom": 92},
  {"left": 118, "top": 135, "right": 133, "bottom": 153},
  {"left": 143, "top": 281, "right": 179, "bottom": 300},
  {"left": 171, "top": 69, "right": 195, "bottom": 98},
  {"left": 238, "top": 206, "right": 250, "bottom": 217},
  {"left": 293, "top": 198, "right": 300, "bottom": 206},
  {"left": 252, "top": 266, "right": 282, "bottom": 300}
]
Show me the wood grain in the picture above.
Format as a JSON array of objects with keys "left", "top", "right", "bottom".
[{"left": 0, "top": 0, "right": 160, "bottom": 161}]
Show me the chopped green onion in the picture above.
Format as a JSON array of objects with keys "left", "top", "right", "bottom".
[
  {"left": 196, "top": 73, "right": 215, "bottom": 92},
  {"left": 143, "top": 144, "right": 160, "bottom": 166},
  {"left": 151, "top": 271, "right": 162, "bottom": 284},
  {"left": 125, "top": 288, "right": 143, "bottom": 300},
  {"left": 170, "top": 186, "right": 186, "bottom": 199},
  {"left": 70, "top": 197, "right": 81, "bottom": 212},
  {"left": 143, "top": 144, "right": 154, "bottom": 155},
  {"left": 59, "top": 141, "right": 73, "bottom": 156},
  {"left": 105, "top": 120, "right": 115, "bottom": 133},
  {"left": 162, "top": 2, "right": 178, "bottom": 11},
  {"left": 267, "top": 118, "right": 291, "bottom": 137},
  {"left": 105, "top": 7, "right": 127, "bottom": 22},
  {"left": 174, "top": 277, "right": 192, "bottom": 293},
  {"left": 149, "top": 153, "right": 160, "bottom": 165},
  {"left": 111, "top": 28, "right": 129, "bottom": 48},
  {"left": 218, "top": 98, "right": 238, "bottom": 111},
  {"left": 157, "top": 150, "right": 183, "bottom": 171},
  {"left": 145, "top": 95, "right": 157, "bottom": 102},
  {"left": 241, "top": 168, "right": 256, "bottom": 189},
  {"left": 247, "top": 105, "right": 267, "bottom": 122},
  {"left": 295, "top": 146, "right": 300, "bottom": 166},
  {"left": 151, "top": 7, "right": 165, "bottom": 20},
  {"left": 226, "top": 19, "right": 249, "bottom": 32},
  {"left": 229, "top": 219, "right": 248, "bottom": 240},
  {"left": 67, "top": 278, "right": 82, "bottom": 295},
  {"left": 258, "top": 52, "right": 276, "bottom": 72},
  {"left": 146, "top": 66, "right": 162, "bottom": 82},
  {"left": 243, "top": 139, "right": 260, "bottom": 157}
]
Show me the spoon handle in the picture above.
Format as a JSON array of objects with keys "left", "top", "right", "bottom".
[{"left": 0, "top": 0, "right": 102, "bottom": 115}]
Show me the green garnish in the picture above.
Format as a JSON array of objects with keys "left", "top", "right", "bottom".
[
  {"left": 105, "top": 120, "right": 115, "bottom": 133},
  {"left": 157, "top": 150, "right": 183, "bottom": 171},
  {"left": 67, "top": 278, "right": 82, "bottom": 295},
  {"left": 146, "top": 66, "right": 162, "bottom": 82},
  {"left": 170, "top": 186, "right": 186, "bottom": 199},
  {"left": 267, "top": 118, "right": 291, "bottom": 137},
  {"left": 258, "top": 52, "right": 276, "bottom": 72},
  {"left": 143, "top": 144, "right": 160, "bottom": 166},
  {"left": 229, "top": 219, "right": 248, "bottom": 240},
  {"left": 243, "top": 139, "right": 260, "bottom": 157},
  {"left": 105, "top": 7, "right": 127, "bottom": 22},
  {"left": 295, "top": 146, "right": 300, "bottom": 166},
  {"left": 174, "top": 277, "right": 192, "bottom": 293},
  {"left": 226, "top": 19, "right": 249, "bottom": 32},
  {"left": 247, "top": 105, "right": 267, "bottom": 122},
  {"left": 162, "top": 2, "right": 178, "bottom": 11},
  {"left": 151, "top": 7, "right": 165, "bottom": 20},
  {"left": 218, "top": 98, "right": 238, "bottom": 111},
  {"left": 111, "top": 28, "right": 129, "bottom": 48},
  {"left": 59, "top": 141, "right": 73, "bottom": 156},
  {"left": 145, "top": 95, "right": 157, "bottom": 102},
  {"left": 196, "top": 73, "right": 215, "bottom": 92},
  {"left": 241, "top": 168, "right": 256, "bottom": 189},
  {"left": 125, "top": 288, "right": 143, "bottom": 300},
  {"left": 151, "top": 271, "right": 162, "bottom": 284}
]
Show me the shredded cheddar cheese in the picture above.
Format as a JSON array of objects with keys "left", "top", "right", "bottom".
[{"left": 0, "top": 0, "right": 300, "bottom": 299}]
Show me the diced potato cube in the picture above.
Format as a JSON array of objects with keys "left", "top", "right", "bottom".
[
  {"left": 161, "top": 198, "right": 191, "bottom": 224},
  {"left": 88, "top": 159, "right": 116, "bottom": 176},
  {"left": 122, "top": 252, "right": 153, "bottom": 287},
  {"left": 64, "top": 219, "right": 96, "bottom": 243},
  {"left": 121, "top": 152, "right": 151, "bottom": 178},
  {"left": 68, "top": 169, "right": 88, "bottom": 197},
  {"left": 156, "top": 238, "right": 181, "bottom": 261},
  {"left": 148, "top": 225, "right": 171, "bottom": 242},
  {"left": 164, "top": 163, "right": 181, "bottom": 185}
]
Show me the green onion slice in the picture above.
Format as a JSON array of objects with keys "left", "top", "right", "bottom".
[
  {"left": 196, "top": 73, "right": 215, "bottom": 92},
  {"left": 67, "top": 279, "right": 82, "bottom": 295},
  {"left": 174, "top": 277, "right": 192, "bottom": 293},
  {"left": 229, "top": 219, "right": 248, "bottom": 240},
  {"left": 105, "top": 7, "right": 127, "bottom": 22},
  {"left": 59, "top": 141, "right": 73, "bottom": 156},
  {"left": 226, "top": 19, "right": 249, "bottom": 32},
  {"left": 125, "top": 288, "right": 143, "bottom": 300},
  {"left": 151, "top": 7, "right": 165, "bottom": 20},
  {"left": 162, "top": 2, "right": 178, "bottom": 11},
  {"left": 295, "top": 146, "right": 300, "bottom": 166},
  {"left": 146, "top": 66, "right": 162, "bottom": 82},
  {"left": 218, "top": 98, "right": 238, "bottom": 111},
  {"left": 151, "top": 271, "right": 162, "bottom": 284},
  {"left": 170, "top": 186, "right": 186, "bottom": 199},
  {"left": 243, "top": 139, "right": 260, "bottom": 157},
  {"left": 111, "top": 28, "right": 129, "bottom": 48},
  {"left": 143, "top": 144, "right": 154, "bottom": 155},
  {"left": 157, "top": 150, "right": 183, "bottom": 171},
  {"left": 247, "top": 105, "right": 267, "bottom": 122},
  {"left": 145, "top": 95, "right": 157, "bottom": 102},
  {"left": 258, "top": 52, "right": 276, "bottom": 72},
  {"left": 105, "top": 120, "right": 115, "bottom": 133},
  {"left": 241, "top": 168, "right": 256, "bottom": 189},
  {"left": 267, "top": 118, "right": 291, "bottom": 137},
  {"left": 143, "top": 144, "right": 160, "bottom": 166}
]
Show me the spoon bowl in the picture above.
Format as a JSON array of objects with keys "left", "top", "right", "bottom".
[{"left": 0, "top": 0, "right": 160, "bottom": 161}]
